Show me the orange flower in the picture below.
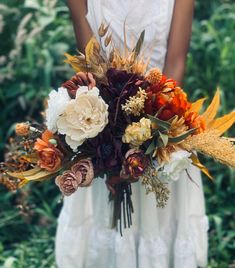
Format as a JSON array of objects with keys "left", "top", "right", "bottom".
[
  {"left": 15, "top": 123, "right": 30, "bottom": 136},
  {"left": 185, "top": 112, "right": 206, "bottom": 134},
  {"left": 144, "top": 72, "right": 192, "bottom": 120},
  {"left": 34, "top": 130, "right": 63, "bottom": 172}
]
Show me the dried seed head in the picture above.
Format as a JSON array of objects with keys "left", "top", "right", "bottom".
[
  {"left": 104, "top": 33, "right": 112, "bottom": 47},
  {"left": 145, "top": 68, "right": 163, "bottom": 85},
  {"left": 98, "top": 23, "right": 109, "bottom": 37}
]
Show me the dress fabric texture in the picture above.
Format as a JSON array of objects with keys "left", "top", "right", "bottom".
[{"left": 55, "top": 0, "right": 209, "bottom": 267}]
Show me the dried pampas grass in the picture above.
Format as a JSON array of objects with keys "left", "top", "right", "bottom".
[{"left": 182, "top": 130, "right": 235, "bottom": 168}]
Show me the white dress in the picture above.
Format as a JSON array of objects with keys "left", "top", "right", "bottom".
[{"left": 55, "top": 1, "right": 209, "bottom": 267}]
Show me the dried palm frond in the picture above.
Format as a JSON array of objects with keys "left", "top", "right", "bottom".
[{"left": 202, "top": 89, "right": 220, "bottom": 126}]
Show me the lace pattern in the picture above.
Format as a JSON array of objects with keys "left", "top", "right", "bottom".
[{"left": 56, "top": 212, "right": 208, "bottom": 268}]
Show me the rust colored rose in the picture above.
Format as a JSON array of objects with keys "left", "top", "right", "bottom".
[
  {"left": 62, "top": 72, "right": 96, "bottom": 98},
  {"left": 55, "top": 171, "right": 82, "bottom": 196},
  {"left": 37, "top": 147, "right": 63, "bottom": 172},
  {"left": 121, "top": 149, "right": 149, "bottom": 179},
  {"left": 34, "top": 130, "right": 63, "bottom": 172},
  {"left": 71, "top": 159, "right": 94, "bottom": 187}
]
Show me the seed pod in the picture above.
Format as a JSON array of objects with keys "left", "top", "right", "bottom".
[
  {"left": 104, "top": 33, "right": 112, "bottom": 47},
  {"left": 98, "top": 23, "right": 109, "bottom": 37},
  {"left": 15, "top": 123, "right": 30, "bottom": 136}
]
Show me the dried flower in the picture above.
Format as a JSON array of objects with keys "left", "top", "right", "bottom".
[
  {"left": 122, "top": 118, "right": 152, "bottom": 147},
  {"left": 145, "top": 68, "right": 162, "bottom": 85},
  {"left": 55, "top": 171, "right": 82, "bottom": 196},
  {"left": 122, "top": 87, "right": 148, "bottom": 116},
  {"left": 168, "top": 116, "right": 188, "bottom": 137},
  {"left": 181, "top": 129, "right": 235, "bottom": 168},
  {"left": 121, "top": 149, "right": 149, "bottom": 179},
  {"left": 34, "top": 130, "right": 63, "bottom": 172},
  {"left": 15, "top": 123, "right": 30, "bottom": 136},
  {"left": 71, "top": 159, "right": 94, "bottom": 187},
  {"left": 140, "top": 167, "right": 170, "bottom": 208}
]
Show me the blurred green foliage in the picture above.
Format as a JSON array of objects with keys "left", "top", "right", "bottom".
[{"left": 0, "top": 0, "right": 234, "bottom": 267}]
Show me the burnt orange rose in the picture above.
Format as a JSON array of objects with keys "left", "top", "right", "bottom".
[
  {"left": 37, "top": 147, "right": 63, "bottom": 172},
  {"left": 34, "top": 130, "right": 63, "bottom": 172}
]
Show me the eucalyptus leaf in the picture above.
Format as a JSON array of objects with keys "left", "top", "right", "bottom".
[
  {"left": 145, "top": 140, "right": 156, "bottom": 155},
  {"left": 133, "top": 30, "right": 145, "bottom": 58},
  {"left": 168, "top": 128, "right": 196, "bottom": 143},
  {"left": 158, "top": 131, "right": 169, "bottom": 147},
  {"left": 147, "top": 115, "right": 171, "bottom": 130}
]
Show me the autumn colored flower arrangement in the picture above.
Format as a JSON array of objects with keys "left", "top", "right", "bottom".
[{"left": 1, "top": 25, "right": 235, "bottom": 233}]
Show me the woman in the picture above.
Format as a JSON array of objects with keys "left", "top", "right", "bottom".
[{"left": 55, "top": 0, "right": 208, "bottom": 267}]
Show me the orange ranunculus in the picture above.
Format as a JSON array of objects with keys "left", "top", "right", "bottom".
[
  {"left": 185, "top": 112, "right": 206, "bottom": 134},
  {"left": 169, "top": 89, "right": 192, "bottom": 115},
  {"left": 34, "top": 130, "right": 63, "bottom": 172},
  {"left": 144, "top": 74, "right": 192, "bottom": 120}
]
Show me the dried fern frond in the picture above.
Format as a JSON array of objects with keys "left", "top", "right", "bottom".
[{"left": 182, "top": 129, "right": 235, "bottom": 168}]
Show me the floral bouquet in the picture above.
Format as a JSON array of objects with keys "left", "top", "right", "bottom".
[{"left": 1, "top": 25, "right": 235, "bottom": 233}]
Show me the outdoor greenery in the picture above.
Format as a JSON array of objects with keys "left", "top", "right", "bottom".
[{"left": 0, "top": 0, "right": 234, "bottom": 267}]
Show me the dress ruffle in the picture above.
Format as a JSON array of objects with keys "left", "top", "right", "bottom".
[{"left": 56, "top": 211, "right": 208, "bottom": 268}]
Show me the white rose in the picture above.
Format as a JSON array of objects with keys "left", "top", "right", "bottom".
[
  {"left": 46, "top": 87, "right": 71, "bottom": 133},
  {"left": 158, "top": 150, "right": 192, "bottom": 182},
  {"left": 57, "top": 86, "right": 109, "bottom": 150}
]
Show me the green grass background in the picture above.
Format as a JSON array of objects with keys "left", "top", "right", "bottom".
[{"left": 0, "top": 0, "right": 234, "bottom": 267}]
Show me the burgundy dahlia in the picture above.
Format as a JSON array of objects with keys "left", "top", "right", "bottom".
[{"left": 121, "top": 149, "right": 149, "bottom": 179}]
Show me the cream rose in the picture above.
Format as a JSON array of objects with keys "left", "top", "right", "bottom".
[
  {"left": 57, "top": 86, "right": 109, "bottom": 150},
  {"left": 122, "top": 118, "right": 152, "bottom": 147}
]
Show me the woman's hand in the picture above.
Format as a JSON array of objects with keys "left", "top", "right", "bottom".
[
  {"left": 163, "top": 0, "right": 195, "bottom": 85},
  {"left": 67, "top": 0, "right": 92, "bottom": 52}
]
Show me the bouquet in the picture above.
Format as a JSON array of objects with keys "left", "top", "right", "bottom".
[{"left": 1, "top": 24, "right": 235, "bottom": 234}]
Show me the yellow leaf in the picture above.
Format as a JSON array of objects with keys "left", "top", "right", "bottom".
[
  {"left": 208, "top": 111, "right": 235, "bottom": 135},
  {"left": 7, "top": 167, "right": 59, "bottom": 184},
  {"left": 190, "top": 153, "right": 213, "bottom": 181},
  {"left": 64, "top": 53, "right": 82, "bottom": 72},
  {"left": 21, "top": 153, "right": 39, "bottom": 164},
  {"left": 85, "top": 36, "right": 100, "bottom": 63},
  {"left": 189, "top": 98, "right": 207, "bottom": 113},
  {"left": 202, "top": 89, "right": 220, "bottom": 125},
  {"left": 7, "top": 166, "right": 42, "bottom": 179}
]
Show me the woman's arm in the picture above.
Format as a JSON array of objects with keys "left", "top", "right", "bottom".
[
  {"left": 67, "top": 0, "right": 92, "bottom": 52},
  {"left": 163, "top": 0, "right": 195, "bottom": 85}
]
